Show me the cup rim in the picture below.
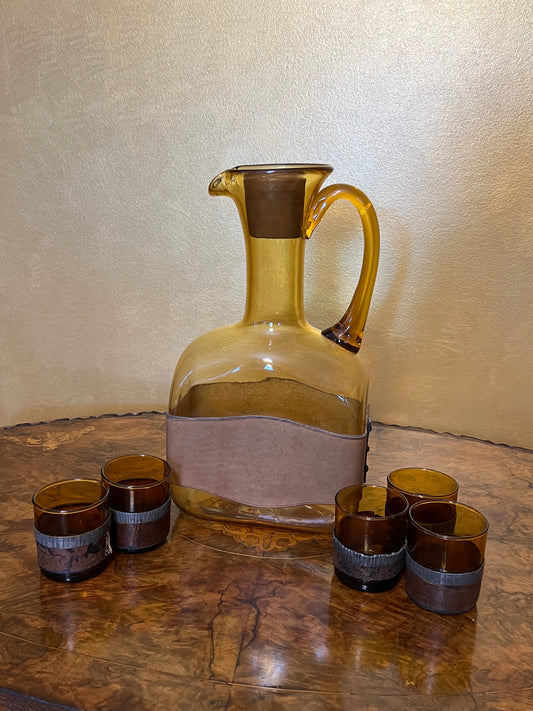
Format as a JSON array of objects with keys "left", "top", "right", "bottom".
[
  {"left": 32, "top": 478, "right": 109, "bottom": 513},
  {"left": 101, "top": 454, "right": 170, "bottom": 489},
  {"left": 335, "top": 484, "right": 409, "bottom": 520},
  {"left": 408, "top": 499, "right": 489, "bottom": 540},
  {"left": 387, "top": 467, "right": 459, "bottom": 498}
]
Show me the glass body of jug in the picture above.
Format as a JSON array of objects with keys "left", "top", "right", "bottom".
[{"left": 167, "top": 164, "right": 379, "bottom": 530}]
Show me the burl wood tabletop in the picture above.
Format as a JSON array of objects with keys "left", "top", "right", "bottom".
[{"left": 0, "top": 413, "right": 531, "bottom": 710}]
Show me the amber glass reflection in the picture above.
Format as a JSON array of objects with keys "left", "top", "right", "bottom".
[{"left": 168, "top": 164, "right": 379, "bottom": 529}]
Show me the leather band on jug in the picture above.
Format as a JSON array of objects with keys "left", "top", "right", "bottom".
[{"left": 166, "top": 413, "right": 368, "bottom": 508}]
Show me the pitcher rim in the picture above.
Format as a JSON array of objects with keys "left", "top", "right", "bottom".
[{"left": 232, "top": 163, "right": 333, "bottom": 172}]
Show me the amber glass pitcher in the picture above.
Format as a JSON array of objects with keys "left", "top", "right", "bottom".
[{"left": 167, "top": 164, "right": 379, "bottom": 530}]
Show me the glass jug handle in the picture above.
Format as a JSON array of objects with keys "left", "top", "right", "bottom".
[{"left": 307, "top": 184, "right": 380, "bottom": 353}]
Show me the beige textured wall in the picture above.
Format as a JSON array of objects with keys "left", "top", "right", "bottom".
[{"left": 1, "top": 1, "right": 532, "bottom": 448}]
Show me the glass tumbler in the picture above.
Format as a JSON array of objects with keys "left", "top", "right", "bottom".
[
  {"left": 406, "top": 500, "right": 489, "bottom": 614},
  {"left": 102, "top": 455, "right": 171, "bottom": 552},
  {"left": 333, "top": 484, "right": 409, "bottom": 592},
  {"left": 33, "top": 478, "right": 111, "bottom": 582}
]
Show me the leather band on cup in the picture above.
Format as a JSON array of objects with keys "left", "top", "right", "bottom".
[
  {"left": 34, "top": 514, "right": 111, "bottom": 550},
  {"left": 406, "top": 550, "right": 484, "bottom": 587},
  {"left": 110, "top": 497, "right": 171, "bottom": 524},
  {"left": 333, "top": 532, "right": 405, "bottom": 581}
]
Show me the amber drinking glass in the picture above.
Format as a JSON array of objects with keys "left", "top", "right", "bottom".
[
  {"left": 33, "top": 479, "right": 111, "bottom": 582},
  {"left": 101, "top": 455, "right": 171, "bottom": 552},
  {"left": 333, "top": 485, "right": 409, "bottom": 592},
  {"left": 167, "top": 164, "right": 380, "bottom": 530},
  {"left": 387, "top": 468, "right": 459, "bottom": 507},
  {"left": 406, "top": 500, "right": 488, "bottom": 614}
]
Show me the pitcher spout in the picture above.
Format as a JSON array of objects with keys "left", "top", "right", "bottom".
[{"left": 208, "top": 171, "right": 231, "bottom": 196}]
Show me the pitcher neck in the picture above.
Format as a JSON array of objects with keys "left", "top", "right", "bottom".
[
  {"left": 209, "top": 164, "right": 333, "bottom": 328},
  {"left": 242, "top": 237, "right": 306, "bottom": 327}
]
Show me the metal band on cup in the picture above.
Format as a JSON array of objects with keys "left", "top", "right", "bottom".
[
  {"left": 110, "top": 497, "right": 171, "bottom": 524},
  {"left": 34, "top": 514, "right": 111, "bottom": 550},
  {"left": 333, "top": 532, "right": 405, "bottom": 581},
  {"left": 406, "top": 550, "right": 484, "bottom": 587}
]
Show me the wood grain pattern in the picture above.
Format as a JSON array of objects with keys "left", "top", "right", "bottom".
[{"left": 0, "top": 413, "right": 531, "bottom": 710}]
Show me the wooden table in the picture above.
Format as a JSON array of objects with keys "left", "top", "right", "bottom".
[{"left": 0, "top": 412, "right": 531, "bottom": 710}]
